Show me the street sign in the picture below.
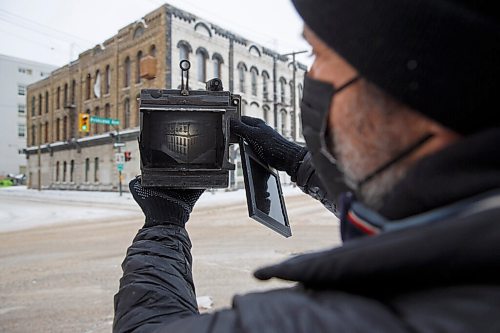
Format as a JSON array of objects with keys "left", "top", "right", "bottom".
[
  {"left": 117, "top": 163, "right": 124, "bottom": 172},
  {"left": 115, "top": 152, "right": 125, "bottom": 164},
  {"left": 91, "top": 116, "right": 120, "bottom": 126},
  {"left": 113, "top": 143, "right": 126, "bottom": 148}
]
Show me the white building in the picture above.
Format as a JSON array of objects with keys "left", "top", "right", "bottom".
[{"left": 0, "top": 54, "right": 56, "bottom": 176}]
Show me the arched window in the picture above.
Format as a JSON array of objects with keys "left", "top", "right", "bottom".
[
  {"left": 38, "top": 94, "right": 42, "bottom": 115},
  {"left": 104, "top": 103, "right": 111, "bottom": 132},
  {"left": 124, "top": 57, "right": 131, "bottom": 87},
  {"left": 241, "top": 100, "right": 248, "bottom": 116},
  {"left": 196, "top": 48, "right": 208, "bottom": 82},
  {"left": 150, "top": 44, "right": 156, "bottom": 57},
  {"left": 31, "top": 96, "right": 35, "bottom": 117},
  {"left": 177, "top": 41, "right": 192, "bottom": 61},
  {"left": 289, "top": 81, "right": 294, "bottom": 105},
  {"left": 136, "top": 51, "right": 143, "bottom": 84},
  {"left": 280, "top": 109, "right": 287, "bottom": 136},
  {"left": 63, "top": 161, "right": 67, "bottom": 182},
  {"left": 135, "top": 93, "right": 140, "bottom": 127},
  {"left": 94, "top": 70, "right": 101, "bottom": 98},
  {"left": 124, "top": 98, "right": 130, "bottom": 128},
  {"left": 31, "top": 125, "right": 35, "bottom": 146},
  {"left": 237, "top": 62, "right": 247, "bottom": 93},
  {"left": 250, "top": 67, "right": 259, "bottom": 96},
  {"left": 263, "top": 105, "right": 270, "bottom": 124},
  {"left": 85, "top": 158, "right": 90, "bottom": 183},
  {"left": 56, "top": 118, "right": 61, "bottom": 141},
  {"left": 94, "top": 106, "right": 100, "bottom": 134},
  {"left": 298, "top": 83, "right": 303, "bottom": 103},
  {"left": 45, "top": 91, "right": 49, "bottom": 113},
  {"left": 44, "top": 121, "right": 49, "bottom": 143},
  {"left": 94, "top": 157, "right": 99, "bottom": 182},
  {"left": 280, "top": 77, "right": 287, "bottom": 104},
  {"left": 56, "top": 86, "right": 60, "bottom": 109},
  {"left": 86, "top": 73, "right": 91, "bottom": 99},
  {"left": 262, "top": 71, "right": 270, "bottom": 101},
  {"left": 55, "top": 161, "right": 60, "bottom": 182},
  {"left": 63, "top": 83, "right": 68, "bottom": 106},
  {"left": 212, "top": 53, "right": 224, "bottom": 79},
  {"left": 63, "top": 116, "right": 67, "bottom": 140},
  {"left": 71, "top": 80, "right": 76, "bottom": 104},
  {"left": 105, "top": 65, "right": 111, "bottom": 94},
  {"left": 70, "top": 160, "right": 74, "bottom": 182}
]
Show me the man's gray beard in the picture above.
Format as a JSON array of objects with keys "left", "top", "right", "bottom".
[{"left": 334, "top": 132, "right": 408, "bottom": 210}]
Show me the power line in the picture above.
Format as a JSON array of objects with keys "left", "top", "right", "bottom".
[{"left": 0, "top": 9, "right": 93, "bottom": 45}]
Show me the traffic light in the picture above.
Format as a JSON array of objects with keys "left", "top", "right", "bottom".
[
  {"left": 124, "top": 151, "right": 132, "bottom": 162},
  {"left": 79, "top": 113, "right": 90, "bottom": 133}
]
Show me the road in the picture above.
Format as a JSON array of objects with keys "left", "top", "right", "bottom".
[{"left": 0, "top": 189, "right": 341, "bottom": 333}]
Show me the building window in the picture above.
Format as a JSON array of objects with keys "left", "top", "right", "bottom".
[
  {"left": 45, "top": 91, "right": 49, "bottom": 113},
  {"left": 133, "top": 26, "right": 144, "bottom": 39},
  {"left": 56, "top": 118, "right": 61, "bottom": 141},
  {"left": 70, "top": 160, "right": 74, "bottom": 182},
  {"left": 31, "top": 97, "right": 35, "bottom": 117},
  {"left": 280, "top": 109, "right": 287, "bottom": 135},
  {"left": 63, "top": 116, "right": 68, "bottom": 140},
  {"left": 124, "top": 98, "right": 130, "bottom": 128},
  {"left": 94, "top": 157, "right": 99, "bottom": 182},
  {"left": 178, "top": 41, "right": 191, "bottom": 61},
  {"left": 105, "top": 65, "right": 111, "bottom": 94},
  {"left": 71, "top": 80, "right": 76, "bottom": 104},
  {"left": 64, "top": 83, "right": 68, "bottom": 106},
  {"left": 18, "top": 85, "right": 26, "bottom": 96},
  {"left": 85, "top": 158, "right": 90, "bottom": 183},
  {"left": 18, "top": 104, "right": 25, "bottom": 115},
  {"left": 280, "top": 77, "right": 286, "bottom": 104},
  {"left": 124, "top": 57, "right": 131, "bottom": 87},
  {"left": 18, "top": 124, "right": 25, "bottom": 138},
  {"left": 238, "top": 63, "right": 247, "bottom": 93},
  {"left": 150, "top": 45, "right": 156, "bottom": 57},
  {"left": 289, "top": 81, "right": 294, "bottom": 105},
  {"left": 262, "top": 71, "right": 270, "bottom": 101},
  {"left": 250, "top": 67, "right": 259, "bottom": 96},
  {"left": 94, "top": 70, "right": 101, "bottom": 98},
  {"left": 63, "top": 161, "right": 67, "bottom": 182},
  {"left": 136, "top": 51, "right": 142, "bottom": 84},
  {"left": 31, "top": 125, "right": 35, "bottom": 146},
  {"left": 298, "top": 84, "right": 303, "bottom": 103},
  {"left": 86, "top": 74, "right": 91, "bottom": 99},
  {"left": 135, "top": 93, "right": 140, "bottom": 127},
  {"left": 196, "top": 48, "right": 208, "bottom": 83},
  {"left": 44, "top": 121, "right": 49, "bottom": 143},
  {"left": 18, "top": 67, "right": 32, "bottom": 75},
  {"left": 263, "top": 105, "right": 270, "bottom": 124},
  {"left": 55, "top": 161, "right": 60, "bottom": 182},
  {"left": 94, "top": 106, "right": 100, "bottom": 134},
  {"left": 38, "top": 94, "right": 42, "bottom": 115},
  {"left": 105, "top": 103, "right": 110, "bottom": 132},
  {"left": 212, "top": 53, "right": 223, "bottom": 79},
  {"left": 56, "top": 86, "right": 61, "bottom": 109}
]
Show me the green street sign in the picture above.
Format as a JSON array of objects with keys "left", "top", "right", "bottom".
[
  {"left": 117, "top": 163, "right": 124, "bottom": 172},
  {"left": 90, "top": 116, "right": 120, "bottom": 126}
]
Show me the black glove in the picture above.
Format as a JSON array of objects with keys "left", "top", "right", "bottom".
[
  {"left": 129, "top": 176, "right": 204, "bottom": 228},
  {"left": 231, "top": 116, "right": 308, "bottom": 180}
]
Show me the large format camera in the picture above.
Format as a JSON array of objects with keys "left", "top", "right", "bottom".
[
  {"left": 139, "top": 60, "right": 241, "bottom": 188},
  {"left": 139, "top": 61, "right": 291, "bottom": 237}
]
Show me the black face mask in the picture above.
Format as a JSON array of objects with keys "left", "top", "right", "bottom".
[{"left": 300, "top": 75, "right": 433, "bottom": 203}]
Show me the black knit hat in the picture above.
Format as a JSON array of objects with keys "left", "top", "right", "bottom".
[{"left": 292, "top": 0, "right": 500, "bottom": 135}]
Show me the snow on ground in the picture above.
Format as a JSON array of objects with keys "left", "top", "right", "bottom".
[{"left": 0, "top": 185, "right": 305, "bottom": 233}]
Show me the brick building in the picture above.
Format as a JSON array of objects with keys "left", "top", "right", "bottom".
[{"left": 26, "top": 3, "right": 306, "bottom": 191}]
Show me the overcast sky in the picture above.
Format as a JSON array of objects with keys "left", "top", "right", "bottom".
[{"left": 0, "top": 0, "right": 311, "bottom": 68}]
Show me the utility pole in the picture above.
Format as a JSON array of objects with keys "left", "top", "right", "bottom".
[
  {"left": 279, "top": 50, "right": 308, "bottom": 140},
  {"left": 37, "top": 123, "right": 41, "bottom": 191}
]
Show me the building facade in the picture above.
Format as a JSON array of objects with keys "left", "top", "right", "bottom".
[
  {"left": 26, "top": 4, "right": 307, "bottom": 191},
  {"left": 0, "top": 54, "right": 56, "bottom": 177}
]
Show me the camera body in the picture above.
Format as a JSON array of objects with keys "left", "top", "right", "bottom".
[{"left": 139, "top": 75, "right": 241, "bottom": 189}]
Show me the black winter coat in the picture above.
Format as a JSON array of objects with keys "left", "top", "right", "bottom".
[{"left": 114, "top": 129, "right": 500, "bottom": 333}]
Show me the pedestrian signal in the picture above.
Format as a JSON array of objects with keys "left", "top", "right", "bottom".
[
  {"left": 79, "top": 113, "right": 90, "bottom": 133},
  {"left": 124, "top": 151, "right": 132, "bottom": 162}
]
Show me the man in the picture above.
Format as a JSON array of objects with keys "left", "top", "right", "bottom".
[{"left": 114, "top": 0, "right": 500, "bottom": 332}]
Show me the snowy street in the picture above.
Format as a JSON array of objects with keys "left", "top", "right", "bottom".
[{"left": 0, "top": 186, "right": 341, "bottom": 333}]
